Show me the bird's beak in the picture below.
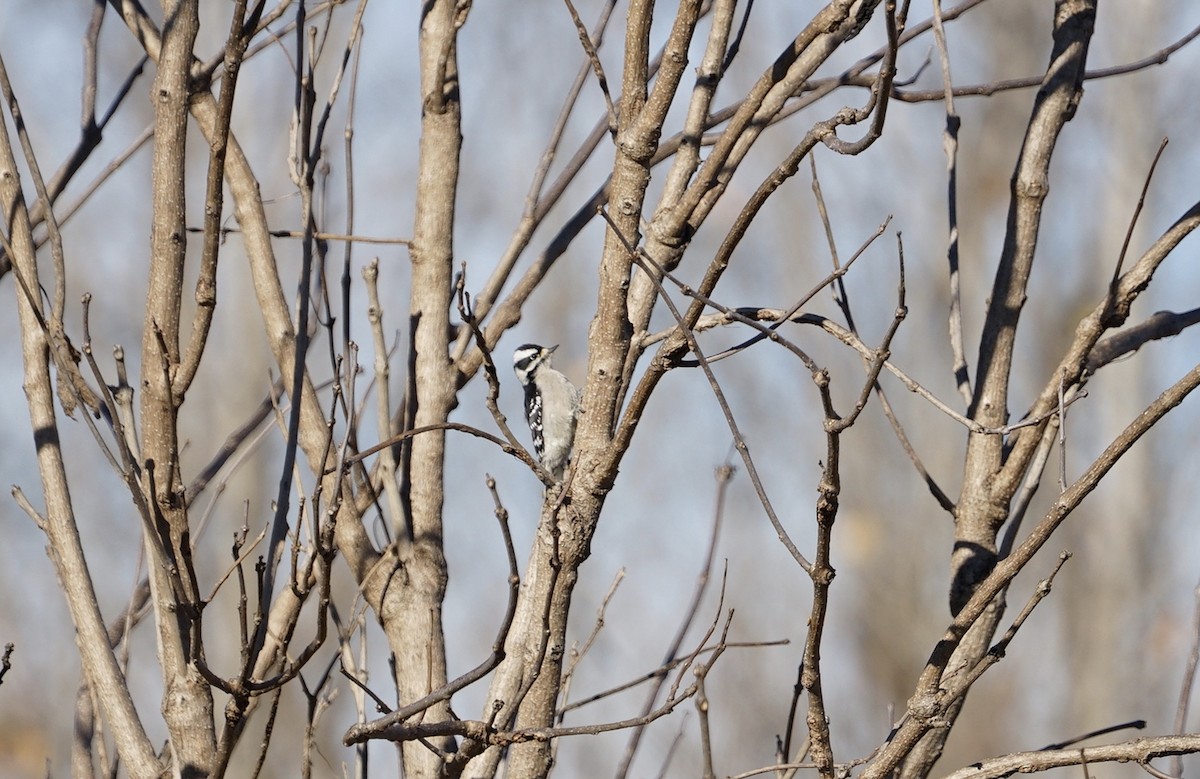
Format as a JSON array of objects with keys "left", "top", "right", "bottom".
[{"left": 547, "top": 344, "right": 559, "bottom": 355}]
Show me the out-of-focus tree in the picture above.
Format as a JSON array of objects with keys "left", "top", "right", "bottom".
[{"left": 2, "top": 1, "right": 1200, "bottom": 778}]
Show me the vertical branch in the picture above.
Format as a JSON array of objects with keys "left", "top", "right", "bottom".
[
  {"left": 139, "top": 0, "right": 216, "bottom": 772},
  {"left": 802, "top": 371, "right": 840, "bottom": 779},
  {"left": 562, "top": 0, "right": 618, "bottom": 134},
  {"left": 696, "top": 674, "right": 716, "bottom": 779},
  {"left": 107, "top": 0, "right": 386, "bottom": 591},
  {"left": 585, "top": 0, "right": 656, "bottom": 438},
  {"left": 365, "top": 259, "right": 406, "bottom": 539},
  {"left": 801, "top": 245, "right": 905, "bottom": 779},
  {"left": 391, "top": 0, "right": 465, "bottom": 775},
  {"left": 955, "top": 0, "right": 1096, "bottom": 615},
  {"left": 931, "top": 0, "right": 971, "bottom": 405},
  {"left": 658, "top": 0, "right": 737, "bottom": 201},
  {"left": 106, "top": 14, "right": 398, "bottom": 763},
  {"left": 0, "top": 53, "right": 105, "bottom": 424},
  {"left": 622, "top": 0, "right": 737, "bottom": 390},
  {"left": 82, "top": 0, "right": 104, "bottom": 132},
  {"left": 0, "top": 68, "right": 162, "bottom": 779},
  {"left": 339, "top": 5, "right": 366, "bottom": 407},
  {"left": 474, "top": 6, "right": 708, "bottom": 771},
  {"left": 895, "top": 5, "right": 1097, "bottom": 779},
  {"left": 255, "top": 0, "right": 319, "bottom": 672},
  {"left": 484, "top": 5, "right": 704, "bottom": 778},
  {"left": 175, "top": 0, "right": 263, "bottom": 397},
  {"left": 580, "top": 0, "right": 705, "bottom": 510}
]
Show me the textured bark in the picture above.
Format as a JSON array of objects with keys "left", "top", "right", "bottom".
[
  {"left": 13, "top": 0, "right": 1198, "bottom": 776},
  {"left": 900, "top": 3, "right": 1097, "bottom": 778},
  {"left": 501, "top": 510, "right": 586, "bottom": 779},
  {"left": 0, "top": 85, "right": 163, "bottom": 779},
  {"left": 464, "top": 4, "right": 668, "bottom": 777},
  {"left": 954, "top": 0, "right": 1095, "bottom": 615},
  {"left": 141, "top": 0, "right": 216, "bottom": 774},
  {"left": 466, "top": 5, "right": 890, "bottom": 778},
  {"left": 389, "top": 0, "right": 463, "bottom": 775}
]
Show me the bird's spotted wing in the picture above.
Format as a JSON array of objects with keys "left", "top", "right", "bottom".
[{"left": 524, "top": 382, "right": 545, "bottom": 463}]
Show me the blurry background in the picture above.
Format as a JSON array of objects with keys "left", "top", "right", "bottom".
[{"left": 1, "top": 0, "right": 1199, "bottom": 776}]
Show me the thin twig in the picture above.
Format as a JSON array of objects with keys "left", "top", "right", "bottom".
[
  {"left": 696, "top": 673, "right": 715, "bottom": 779},
  {"left": 1058, "top": 374, "right": 1068, "bottom": 493},
  {"left": 346, "top": 420, "right": 536, "bottom": 469},
  {"left": 783, "top": 678, "right": 807, "bottom": 775},
  {"left": 183, "top": 225, "right": 410, "bottom": 244},
  {"left": 1109, "top": 138, "right": 1169, "bottom": 301},
  {"left": 798, "top": 370, "right": 840, "bottom": 776},
  {"left": 791, "top": 165, "right": 947, "bottom": 513},
  {"left": 186, "top": 377, "right": 285, "bottom": 505},
  {"left": 653, "top": 713, "right": 692, "bottom": 779},
  {"left": 999, "top": 417, "right": 1058, "bottom": 560},
  {"left": 830, "top": 234, "right": 907, "bottom": 433},
  {"left": 449, "top": 0, "right": 621, "bottom": 366},
  {"left": 644, "top": 297, "right": 1085, "bottom": 439},
  {"left": 562, "top": 0, "right": 617, "bottom": 135},
  {"left": 615, "top": 461, "right": 735, "bottom": 775},
  {"left": 0, "top": 644, "right": 13, "bottom": 687},
  {"left": 10, "top": 487, "right": 48, "bottom": 530},
  {"left": 207, "top": 525, "right": 268, "bottom": 601},
  {"left": 950, "top": 551, "right": 1073, "bottom": 699},
  {"left": 931, "top": 0, "right": 970, "bottom": 404},
  {"left": 342, "top": 473, "right": 522, "bottom": 744},
  {"left": 364, "top": 259, "right": 408, "bottom": 541},
  {"left": 559, "top": 568, "right": 626, "bottom": 722},
  {"left": 1042, "top": 719, "right": 1147, "bottom": 752},
  {"left": 454, "top": 267, "right": 547, "bottom": 481},
  {"left": 1170, "top": 576, "right": 1200, "bottom": 777},
  {"left": 79, "top": 296, "right": 136, "bottom": 477},
  {"left": 820, "top": 0, "right": 902, "bottom": 156},
  {"left": 175, "top": 0, "right": 262, "bottom": 397},
  {"left": 728, "top": 761, "right": 817, "bottom": 779},
  {"left": 348, "top": 616, "right": 730, "bottom": 746},
  {"left": 1, "top": 52, "right": 148, "bottom": 276},
  {"left": 891, "top": 22, "right": 1200, "bottom": 104},
  {"left": 558, "top": 638, "right": 787, "bottom": 716},
  {"left": 600, "top": 209, "right": 813, "bottom": 574},
  {"left": 677, "top": 214, "right": 891, "bottom": 367}
]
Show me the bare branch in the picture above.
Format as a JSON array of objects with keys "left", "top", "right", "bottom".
[
  {"left": 562, "top": 0, "right": 617, "bottom": 136},
  {"left": 940, "top": 733, "right": 1200, "bottom": 779},
  {"left": 344, "top": 474, "right": 523, "bottom": 746},
  {"left": 0, "top": 55, "right": 161, "bottom": 775},
  {"left": 931, "top": 0, "right": 971, "bottom": 405},
  {"left": 1109, "top": 138, "right": 1169, "bottom": 293},
  {"left": 602, "top": 211, "right": 813, "bottom": 574},
  {"left": 890, "top": 22, "right": 1200, "bottom": 104},
  {"left": 1171, "top": 577, "right": 1200, "bottom": 777},
  {"left": 1085, "top": 308, "right": 1200, "bottom": 373},
  {"left": 352, "top": 613, "right": 734, "bottom": 749},
  {"left": 559, "top": 568, "right": 626, "bottom": 721},
  {"left": 175, "top": 0, "right": 261, "bottom": 398},
  {"left": 866, "top": 358, "right": 1200, "bottom": 779},
  {"left": 615, "top": 463, "right": 735, "bottom": 776}
]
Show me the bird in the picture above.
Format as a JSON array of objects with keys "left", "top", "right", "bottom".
[{"left": 512, "top": 343, "right": 581, "bottom": 481}]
